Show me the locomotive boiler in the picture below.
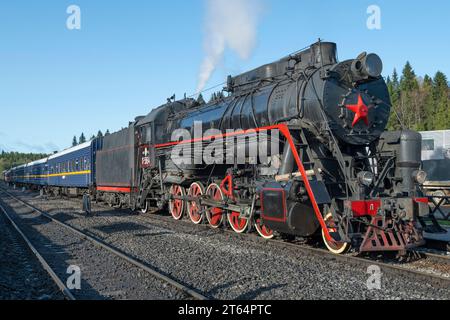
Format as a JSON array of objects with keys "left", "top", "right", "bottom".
[{"left": 133, "top": 41, "right": 428, "bottom": 253}]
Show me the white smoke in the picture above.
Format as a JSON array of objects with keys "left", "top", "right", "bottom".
[{"left": 196, "top": 0, "right": 262, "bottom": 94}]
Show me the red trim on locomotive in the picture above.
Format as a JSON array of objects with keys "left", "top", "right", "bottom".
[
  {"left": 97, "top": 186, "right": 132, "bottom": 193},
  {"left": 260, "top": 188, "right": 287, "bottom": 223},
  {"left": 154, "top": 124, "right": 334, "bottom": 241},
  {"left": 220, "top": 174, "right": 234, "bottom": 199},
  {"left": 414, "top": 197, "right": 429, "bottom": 204},
  {"left": 350, "top": 200, "right": 381, "bottom": 217}
]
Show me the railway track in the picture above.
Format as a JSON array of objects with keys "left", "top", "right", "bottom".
[
  {"left": 0, "top": 202, "right": 75, "bottom": 300},
  {"left": 128, "top": 204, "right": 450, "bottom": 287},
  {"left": 411, "top": 249, "right": 450, "bottom": 265},
  {"left": 0, "top": 189, "right": 208, "bottom": 300},
  {"left": 136, "top": 213, "right": 450, "bottom": 288},
  {"left": 3, "top": 186, "right": 450, "bottom": 296}
]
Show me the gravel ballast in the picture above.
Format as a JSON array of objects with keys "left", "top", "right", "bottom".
[{"left": 2, "top": 188, "right": 450, "bottom": 300}]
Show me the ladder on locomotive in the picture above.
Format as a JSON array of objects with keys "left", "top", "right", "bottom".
[{"left": 295, "top": 129, "right": 323, "bottom": 181}]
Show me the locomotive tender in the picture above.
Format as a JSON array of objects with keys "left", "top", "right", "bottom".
[{"left": 6, "top": 41, "right": 429, "bottom": 254}]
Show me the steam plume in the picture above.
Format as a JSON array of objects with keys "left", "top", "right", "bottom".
[{"left": 196, "top": 0, "right": 262, "bottom": 94}]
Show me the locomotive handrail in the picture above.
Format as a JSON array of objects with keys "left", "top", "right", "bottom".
[{"left": 277, "top": 124, "right": 334, "bottom": 242}]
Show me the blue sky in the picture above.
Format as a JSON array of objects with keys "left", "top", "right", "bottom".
[{"left": 0, "top": 0, "right": 449, "bottom": 153}]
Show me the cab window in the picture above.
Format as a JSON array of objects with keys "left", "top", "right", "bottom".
[{"left": 140, "top": 125, "right": 152, "bottom": 143}]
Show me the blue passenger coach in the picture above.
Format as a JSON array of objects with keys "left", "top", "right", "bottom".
[
  {"left": 24, "top": 158, "right": 48, "bottom": 186},
  {"left": 47, "top": 141, "right": 95, "bottom": 189}
]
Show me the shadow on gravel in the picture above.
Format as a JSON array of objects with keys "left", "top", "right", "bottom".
[
  {"left": 94, "top": 222, "right": 149, "bottom": 234},
  {"left": 134, "top": 231, "right": 174, "bottom": 238},
  {"left": 234, "top": 283, "right": 287, "bottom": 300},
  {"left": 52, "top": 211, "right": 82, "bottom": 224}
]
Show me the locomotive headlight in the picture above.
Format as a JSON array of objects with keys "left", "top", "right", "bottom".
[
  {"left": 363, "top": 53, "right": 383, "bottom": 78},
  {"left": 358, "top": 171, "right": 375, "bottom": 187},
  {"left": 413, "top": 170, "right": 427, "bottom": 185},
  {"left": 351, "top": 53, "right": 383, "bottom": 80}
]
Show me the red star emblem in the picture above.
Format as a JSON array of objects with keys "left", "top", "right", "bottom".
[{"left": 346, "top": 95, "right": 369, "bottom": 127}]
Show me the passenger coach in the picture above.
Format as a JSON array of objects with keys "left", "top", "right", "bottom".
[{"left": 46, "top": 141, "right": 97, "bottom": 196}]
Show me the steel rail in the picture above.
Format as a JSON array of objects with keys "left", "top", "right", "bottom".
[
  {"left": 0, "top": 201, "right": 76, "bottom": 300},
  {"left": 411, "top": 249, "right": 450, "bottom": 265},
  {"left": 0, "top": 189, "right": 208, "bottom": 300}
]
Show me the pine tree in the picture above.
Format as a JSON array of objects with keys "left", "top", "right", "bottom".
[
  {"left": 400, "top": 62, "right": 419, "bottom": 92},
  {"left": 433, "top": 71, "right": 449, "bottom": 129},
  {"left": 72, "top": 136, "right": 78, "bottom": 147},
  {"left": 97, "top": 130, "right": 104, "bottom": 138},
  {"left": 422, "top": 75, "right": 434, "bottom": 130},
  {"left": 79, "top": 133, "right": 86, "bottom": 144},
  {"left": 398, "top": 62, "right": 420, "bottom": 128},
  {"left": 105, "top": 130, "right": 111, "bottom": 136},
  {"left": 387, "top": 69, "right": 402, "bottom": 130}
]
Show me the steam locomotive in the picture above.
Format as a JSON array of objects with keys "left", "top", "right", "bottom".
[{"left": 5, "top": 41, "right": 429, "bottom": 254}]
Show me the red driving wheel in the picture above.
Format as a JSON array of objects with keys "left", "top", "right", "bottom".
[
  {"left": 169, "top": 185, "right": 186, "bottom": 220},
  {"left": 227, "top": 211, "right": 249, "bottom": 234},
  {"left": 254, "top": 217, "right": 274, "bottom": 239},
  {"left": 205, "top": 183, "right": 224, "bottom": 228},
  {"left": 187, "top": 182, "right": 205, "bottom": 225}
]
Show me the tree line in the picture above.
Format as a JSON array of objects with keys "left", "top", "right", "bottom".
[
  {"left": 386, "top": 62, "right": 449, "bottom": 131},
  {"left": 72, "top": 129, "right": 110, "bottom": 146},
  {"left": 0, "top": 151, "right": 49, "bottom": 174}
]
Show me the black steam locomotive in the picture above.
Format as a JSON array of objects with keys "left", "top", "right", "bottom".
[{"left": 9, "top": 41, "right": 430, "bottom": 254}]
